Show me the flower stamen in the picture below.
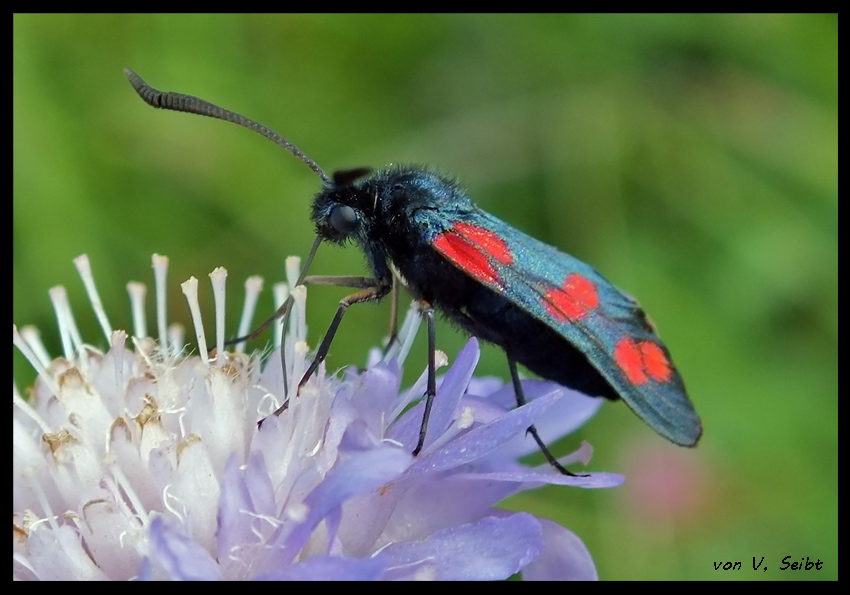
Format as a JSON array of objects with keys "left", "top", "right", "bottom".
[
  {"left": 209, "top": 267, "right": 227, "bottom": 364},
  {"left": 152, "top": 254, "right": 169, "bottom": 353},
  {"left": 236, "top": 276, "right": 264, "bottom": 354},
  {"left": 74, "top": 254, "right": 113, "bottom": 341},
  {"left": 49, "top": 286, "right": 82, "bottom": 361},
  {"left": 126, "top": 281, "right": 148, "bottom": 340}
]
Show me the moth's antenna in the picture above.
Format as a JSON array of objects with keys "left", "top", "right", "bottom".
[{"left": 125, "top": 69, "right": 331, "bottom": 184}]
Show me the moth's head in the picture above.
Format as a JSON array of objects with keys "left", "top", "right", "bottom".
[{"left": 311, "top": 167, "right": 375, "bottom": 244}]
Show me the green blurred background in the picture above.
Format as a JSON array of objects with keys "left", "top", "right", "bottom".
[{"left": 13, "top": 15, "right": 836, "bottom": 580}]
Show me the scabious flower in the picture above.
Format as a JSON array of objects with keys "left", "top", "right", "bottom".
[{"left": 13, "top": 254, "right": 623, "bottom": 581}]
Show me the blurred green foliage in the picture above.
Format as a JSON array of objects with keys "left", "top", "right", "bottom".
[{"left": 13, "top": 14, "right": 836, "bottom": 580}]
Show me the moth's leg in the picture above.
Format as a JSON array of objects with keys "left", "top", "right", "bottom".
[
  {"left": 413, "top": 302, "right": 437, "bottom": 456},
  {"left": 507, "top": 356, "right": 587, "bottom": 477},
  {"left": 297, "top": 281, "right": 390, "bottom": 391},
  {"left": 224, "top": 293, "right": 291, "bottom": 347},
  {"left": 301, "top": 275, "right": 379, "bottom": 289},
  {"left": 264, "top": 278, "right": 390, "bottom": 420},
  {"left": 279, "top": 276, "right": 381, "bottom": 400}
]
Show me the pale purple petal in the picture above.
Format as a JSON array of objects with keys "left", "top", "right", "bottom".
[
  {"left": 217, "top": 454, "right": 255, "bottom": 571},
  {"left": 383, "top": 400, "right": 427, "bottom": 450},
  {"left": 302, "top": 445, "right": 412, "bottom": 523},
  {"left": 244, "top": 451, "right": 276, "bottom": 518},
  {"left": 275, "top": 445, "right": 413, "bottom": 566},
  {"left": 454, "top": 468, "right": 625, "bottom": 489},
  {"left": 457, "top": 393, "right": 514, "bottom": 425},
  {"left": 136, "top": 557, "right": 153, "bottom": 581},
  {"left": 466, "top": 376, "right": 505, "bottom": 398},
  {"left": 346, "top": 362, "right": 401, "bottom": 438},
  {"left": 404, "top": 389, "right": 562, "bottom": 477},
  {"left": 149, "top": 517, "right": 222, "bottom": 580},
  {"left": 419, "top": 338, "right": 480, "bottom": 450},
  {"left": 521, "top": 517, "right": 598, "bottom": 581},
  {"left": 379, "top": 476, "right": 517, "bottom": 543},
  {"left": 338, "top": 419, "right": 381, "bottom": 451},
  {"left": 485, "top": 381, "right": 603, "bottom": 460},
  {"left": 325, "top": 506, "right": 342, "bottom": 554},
  {"left": 216, "top": 454, "right": 277, "bottom": 579},
  {"left": 381, "top": 513, "right": 543, "bottom": 581},
  {"left": 255, "top": 554, "right": 387, "bottom": 581},
  {"left": 334, "top": 481, "right": 403, "bottom": 556}
]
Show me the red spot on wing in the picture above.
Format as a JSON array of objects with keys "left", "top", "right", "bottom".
[
  {"left": 452, "top": 222, "right": 514, "bottom": 264},
  {"left": 544, "top": 274, "right": 599, "bottom": 321},
  {"left": 433, "top": 230, "right": 501, "bottom": 286},
  {"left": 615, "top": 338, "right": 647, "bottom": 384},
  {"left": 615, "top": 337, "right": 673, "bottom": 385},
  {"left": 640, "top": 341, "right": 673, "bottom": 382}
]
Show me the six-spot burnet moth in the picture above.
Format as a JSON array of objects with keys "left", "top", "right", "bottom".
[{"left": 126, "top": 69, "right": 702, "bottom": 474}]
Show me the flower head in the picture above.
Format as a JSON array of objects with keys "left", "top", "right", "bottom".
[{"left": 13, "top": 254, "right": 622, "bottom": 580}]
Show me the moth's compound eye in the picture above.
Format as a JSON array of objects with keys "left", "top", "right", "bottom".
[{"left": 329, "top": 205, "right": 357, "bottom": 234}]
